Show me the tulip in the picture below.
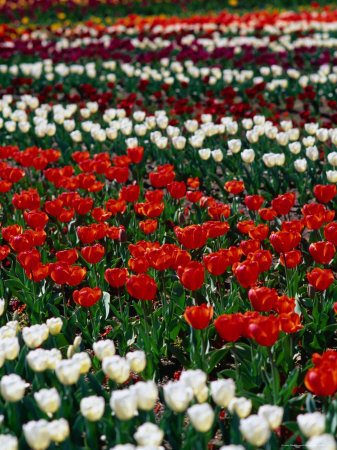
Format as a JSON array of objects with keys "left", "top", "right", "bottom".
[
  {"left": 131, "top": 380, "right": 158, "bottom": 411},
  {"left": 48, "top": 418, "right": 70, "bottom": 443},
  {"left": 126, "top": 274, "right": 157, "bottom": 300},
  {"left": 233, "top": 260, "right": 260, "bottom": 288},
  {"left": 210, "top": 378, "right": 236, "bottom": 408},
  {"left": 214, "top": 314, "right": 244, "bottom": 342},
  {"left": 73, "top": 287, "right": 102, "bottom": 307},
  {"left": 163, "top": 381, "right": 193, "bottom": 412},
  {"left": 258, "top": 404, "right": 284, "bottom": 429},
  {"left": 306, "top": 434, "right": 337, "bottom": 450},
  {"left": 134, "top": 422, "right": 164, "bottom": 447},
  {"left": 248, "top": 315, "right": 280, "bottom": 346},
  {"left": 102, "top": 355, "right": 130, "bottom": 383},
  {"left": 184, "top": 303, "right": 214, "bottom": 330},
  {"left": 177, "top": 261, "right": 205, "bottom": 291},
  {"left": 297, "top": 412, "right": 325, "bottom": 438},
  {"left": 239, "top": 415, "right": 270, "bottom": 447},
  {"left": 0, "top": 435, "right": 18, "bottom": 450},
  {"left": 126, "top": 350, "right": 146, "bottom": 373},
  {"left": 80, "top": 396, "right": 105, "bottom": 422},
  {"left": 187, "top": 403, "right": 214, "bottom": 433},
  {"left": 110, "top": 389, "right": 137, "bottom": 420},
  {"left": 105, "top": 268, "right": 129, "bottom": 287},
  {"left": 23, "top": 420, "right": 51, "bottom": 450},
  {"left": 228, "top": 397, "right": 252, "bottom": 418},
  {"left": 309, "top": 241, "right": 335, "bottom": 264},
  {"left": 0, "top": 374, "right": 26, "bottom": 402},
  {"left": 248, "top": 286, "right": 278, "bottom": 312},
  {"left": 46, "top": 317, "right": 63, "bottom": 335},
  {"left": 34, "top": 388, "right": 60, "bottom": 414},
  {"left": 93, "top": 340, "right": 115, "bottom": 360},
  {"left": 307, "top": 268, "right": 334, "bottom": 291}
]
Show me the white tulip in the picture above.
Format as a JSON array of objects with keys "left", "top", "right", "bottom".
[
  {"left": 48, "top": 418, "right": 70, "bottom": 443},
  {"left": 23, "top": 420, "right": 51, "bottom": 450},
  {"left": 316, "top": 128, "right": 329, "bottom": 142},
  {"left": 80, "top": 396, "right": 105, "bottom": 421},
  {"left": 228, "top": 139, "right": 242, "bottom": 154},
  {"left": 239, "top": 415, "right": 270, "bottom": 447},
  {"left": 93, "top": 340, "right": 115, "bottom": 360},
  {"left": 0, "top": 374, "right": 26, "bottom": 402},
  {"left": 289, "top": 142, "right": 301, "bottom": 155},
  {"left": 126, "top": 351, "right": 146, "bottom": 373},
  {"left": 305, "top": 123, "right": 319, "bottom": 135},
  {"left": 110, "top": 389, "right": 137, "bottom": 420},
  {"left": 294, "top": 158, "right": 307, "bottom": 173},
  {"left": 297, "top": 412, "right": 325, "bottom": 438},
  {"left": 172, "top": 136, "right": 186, "bottom": 150},
  {"left": 22, "top": 324, "right": 49, "bottom": 349},
  {"left": 241, "top": 149, "right": 255, "bottom": 164},
  {"left": 180, "top": 369, "right": 207, "bottom": 398},
  {"left": 212, "top": 149, "right": 223, "bottom": 162},
  {"left": 0, "top": 434, "right": 18, "bottom": 450},
  {"left": 210, "top": 378, "right": 236, "bottom": 407},
  {"left": 242, "top": 118, "right": 253, "bottom": 130},
  {"left": 102, "top": 355, "right": 130, "bottom": 383},
  {"left": 327, "top": 170, "right": 337, "bottom": 183},
  {"left": 55, "top": 359, "right": 81, "bottom": 385},
  {"left": 258, "top": 404, "right": 284, "bottom": 429},
  {"left": 303, "top": 136, "right": 315, "bottom": 147},
  {"left": 228, "top": 397, "right": 252, "bottom": 418},
  {"left": 187, "top": 403, "right": 214, "bottom": 432},
  {"left": 72, "top": 352, "right": 91, "bottom": 374},
  {"left": 131, "top": 380, "right": 158, "bottom": 411},
  {"left": 34, "top": 388, "right": 60, "bottom": 414},
  {"left": 0, "top": 337, "right": 19, "bottom": 360},
  {"left": 246, "top": 130, "right": 259, "bottom": 144},
  {"left": 134, "top": 423, "right": 164, "bottom": 447},
  {"left": 328, "top": 152, "right": 337, "bottom": 166},
  {"left": 46, "top": 317, "right": 63, "bottom": 335},
  {"left": 163, "top": 381, "right": 193, "bottom": 412},
  {"left": 306, "top": 434, "right": 337, "bottom": 450},
  {"left": 70, "top": 130, "right": 82, "bottom": 142}
]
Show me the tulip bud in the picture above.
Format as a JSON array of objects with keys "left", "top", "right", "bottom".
[
  {"left": 110, "top": 389, "right": 137, "bottom": 420},
  {"left": 228, "top": 397, "right": 252, "bottom": 418},
  {"left": 220, "top": 446, "right": 245, "bottom": 450},
  {"left": 34, "top": 388, "right": 60, "bottom": 414},
  {"left": 306, "top": 146, "right": 319, "bottom": 161},
  {"left": 289, "top": 142, "right": 301, "bottom": 154},
  {"left": 134, "top": 422, "right": 164, "bottom": 447},
  {"left": 48, "top": 418, "right": 70, "bottom": 443},
  {"left": 258, "top": 404, "right": 284, "bottom": 429},
  {"left": 80, "top": 396, "right": 105, "bottom": 422},
  {"left": 187, "top": 403, "right": 214, "bottom": 432},
  {"left": 23, "top": 420, "right": 51, "bottom": 450},
  {"left": 212, "top": 149, "right": 223, "bottom": 162},
  {"left": 210, "top": 378, "right": 236, "bottom": 407},
  {"left": 239, "top": 415, "right": 270, "bottom": 447},
  {"left": 93, "top": 339, "right": 116, "bottom": 360},
  {"left": 297, "top": 412, "right": 325, "bottom": 438},
  {"left": 126, "top": 350, "right": 146, "bottom": 373}
]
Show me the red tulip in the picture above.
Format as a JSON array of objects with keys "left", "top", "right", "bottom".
[
  {"left": 314, "top": 184, "right": 337, "bottom": 203},
  {"left": 280, "top": 250, "right": 302, "bottom": 268},
  {"left": 126, "top": 274, "right": 157, "bottom": 300},
  {"left": 184, "top": 304, "right": 214, "bottom": 329},
  {"left": 73, "top": 287, "right": 102, "bottom": 307},
  {"left": 177, "top": 261, "right": 205, "bottom": 291},
  {"left": 233, "top": 260, "right": 260, "bottom": 288},
  {"left": 224, "top": 180, "right": 244, "bottom": 194},
  {"left": 270, "top": 231, "right": 301, "bottom": 253},
  {"left": 307, "top": 268, "right": 334, "bottom": 290},
  {"left": 245, "top": 195, "right": 264, "bottom": 211},
  {"left": 174, "top": 225, "right": 208, "bottom": 249},
  {"left": 248, "top": 286, "right": 278, "bottom": 312},
  {"left": 105, "top": 268, "right": 129, "bottom": 287},
  {"left": 309, "top": 241, "right": 335, "bottom": 264},
  {"left": 248, "top": 315, "right": 280, "bottom": 346},
  {"left": 81, "top": 244, "right": 105, "bottom": 264},
  {"left": 214, "top": 314, "right": 244, "bottom": 342}
]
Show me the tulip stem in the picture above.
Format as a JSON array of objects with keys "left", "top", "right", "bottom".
[
  {"left": 282, "top": 253, "right": 290, "bottom": 295},
  {"left": 231, "top": 342, "right": 240, "bottom": 389},
  {"left": 200, "top": 329, "right": 206, "bottom": 371},
  {"left": 268, "top": 347, "right": 277, "bottom": 404}
]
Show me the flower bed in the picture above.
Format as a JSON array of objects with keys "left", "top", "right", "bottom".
[{"left": 1, "top": 6, "right": 337, "bottom": 450}]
